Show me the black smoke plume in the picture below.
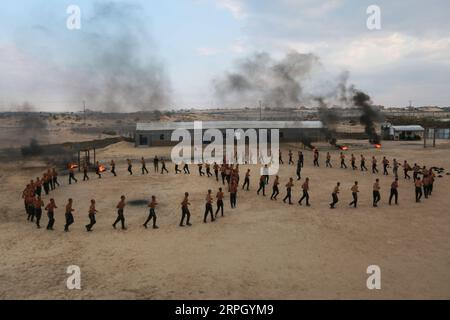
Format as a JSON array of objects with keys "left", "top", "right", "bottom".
[
  {"left": 11, "top": 2, "right": 171, "bottom": 112},
  {"left": 15, "top": 102, "right": 49, "bottom": 157},
  {"left": 21, "top": 139, "right": 43, "bottom": 157},
  {"left": 72, "top": 2, "right": 171, "bottom": 111},
  {"left": 315, "top": 97, "right": 340, "bottom": 145},
  {"left": 214, "top": 51, "right": 319, "bottom": 108},
  {"left": 352, "top": 90, "right": 383, "bottom": 144}
]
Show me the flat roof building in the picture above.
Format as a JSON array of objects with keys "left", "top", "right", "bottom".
[
  {"left": 381, "top": 123, "right": 425, "bottom": 141},
  {"left": 135, "top": 121, "right": 324, "bottom": 147}
]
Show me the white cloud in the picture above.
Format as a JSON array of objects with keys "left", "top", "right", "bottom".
[
  {"left": 280, "top": 0, "right": 343, "bottom": 17},
  {"left": 330, "top": 33, "right": 450, "bottom": 70},
  {"left": 215, "top": 0, "right": 246, "bottom": 19}
]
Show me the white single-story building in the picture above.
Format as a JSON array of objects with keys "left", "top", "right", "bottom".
[
  {"left": 381, "top": 123, "right": 425, "bottom": 140},
  {"left": 135, "top": 121, "right": 325, "bottom": 147}
]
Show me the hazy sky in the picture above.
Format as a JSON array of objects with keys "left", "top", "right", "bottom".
[{"left": 0, "top": 0, "right": 449, "bottom": 111}]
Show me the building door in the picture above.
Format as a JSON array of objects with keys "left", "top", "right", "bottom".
[{"left": 139, "top": 135, "right": 148, "bottom": 146}]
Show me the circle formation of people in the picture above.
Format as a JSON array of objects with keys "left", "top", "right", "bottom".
[{"left": 22, "top": 149, "right": 438, "bottom": 233}]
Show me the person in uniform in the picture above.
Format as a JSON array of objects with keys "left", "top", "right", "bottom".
[
  {"left": 220, "top": 164, "right": 226, "bottom": 184},
  {"left": 144, "top": 196, "right": 159, "bottom": 229},
  {"left": 64, "top": 198, "right": 75, "bottom": 232},
  {"left": 45, "top": 198, "right": 57, "bottom": 230},
  {"left": 270, "top": 175, "right": 280, "bottom": 200},
  {"left": 43, "top": 173, "right": 51, "bottom": 195},
  {"left": 257, "top": 174, "right": 266, "bottom": 196},
  {"left": 48, "top": 169, "right": 55, "bottom": 191},
  {"left": 283, "top": 178, "right": 294, "bottom": 205},
  {"left": 85, "top": 199, "right": 98, "bottom": 232},
  {"left": 34, "top": 196, "right": 44, "bottom": 229},
  {"left": 382, "top": 157, "right": 390, "bottom": 175},
  {"left": 113, "top": 195, "right": 127, "bottom": 230},
  {"left": 230, "top": 180, "right": 238, "bottom": 208},
  {"left": 340, "top": 152, "right": 347, "bottom": 169},
  {"left": 296, "top": 158, "right": 302, "bottom": 180},
  {"left": 179, "top": 192, "right": 192, "bottom": 227},
  {"left": 412, "top": 163, "right": 420, "bottom": 181},
  {"left": 351, "top": 154, "right": 357, "bottom": 170},
  {"left": 372, "top": 156, "right": 379, "bottom": 174},
  {"left": 127, "top": 159, "right": 133, "bottom": 175},
  {"left": 403, "top": 160, "right": 411, "bottom": 180},
  {"left": 203, "top": 190, "right": 215, "bottom": 223},
  {"left": 68, "top": 166, "right": 78, "bottom": 184},
  {"left": 95, "top": 161, "right": 102, "bottom": 179},
  {"left": 52, "top": 168, "right": 60, "bottom": 187},
  {"left": 206, "top": 163, "right": 212, "bottom": 177},
  {"left": 153, "top": 156, "right": 159, "bottom": 173},
  {"left": 360, "top": 155, "right": 368, "bottom": 171},
  {"left": 110, "top": 160, "right": 117, "bottom": 176},
  {"left": 389, "top": 178, "right": 399, "bottom": 205},
  {"left": 26, "top": 193, "right": 35, "bottom": 222},
  {"left": 160, "top": 159, "right": 169, "bottom": 174},
  {"left": 326, "top": 152, "right": 332, "bottom": 168},
  {"left": 298, "top": 177, "right": 310, "bottom": 206},
  {"left": 423, "top": 173, "right": 431, "bottom": 199},
  {"left": 242, "top": 169, "right": 250, "bottom": 190},
  {"left": 392, "top": 158, "right": 399, "bottom": 178},
  {"left": 141, "top": 157, "right": 149, "bottom": 175},
  {"left": 83, "top": 162, "right": 90, "bottom": 181},
  {"left": 213, "top": 162, "right": 219, "bottom": 181},
  {"left": 313, "top": 149, "right": 320, "bottom": 167},
  {"left": 415, "top": 177, "right": 423, "bottom": 202},
  {"left": 35, "top": 177, "right": 42, "bottom": 197},
  {"left": 330, "top": 182, "right": 340, "bottom": 209},
  {"left": 349, "top": 181, "right": 359, "bottom": 208},
  {"left": 299, "top": 151, "right": 304, "bottom": 168},
  {"left": 215, "top": 188, "right": 224, "bottom": 218},
  {"left": 373, "top": 178, "right": 381, "bottom": 207},
  {"left": 183, "top": 162, "right": 190, "bottom": 174},
  {"left": 198, "top": 164, "right": 205, "bottom": 176}
]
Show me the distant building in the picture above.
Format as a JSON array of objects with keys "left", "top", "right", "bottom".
[
  {"left": 381, "top": 123, "right": 424, "bottom": 141},
  {"left": 135, "top": 121, "right": 324, "bottom": 147}
]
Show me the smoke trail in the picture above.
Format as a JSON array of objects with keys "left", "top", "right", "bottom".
[
  {"left": 214, "top": 51, "right": 319, "bottom": 108},
  {"left": 13, "top": 102, "right": 48, "bottom": 156},
  {"left": 8, "top": 1, "right": 171, "bottom": 112},
  {"left": 70, "top": 2, "right": 172, "bottom": 111},
  {"left": 352, "top": 90, "right": 383, "bottom": 144},
  {"left": 315, "top": 97, "right": 340, "bottom": 144}
]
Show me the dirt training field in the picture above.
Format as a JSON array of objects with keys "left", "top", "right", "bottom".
[{"left": 1, "top": 140, "right": 449, "bottom": 299}]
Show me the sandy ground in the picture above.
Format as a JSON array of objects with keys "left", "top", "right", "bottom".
[{"left": 0, "top": 140, "right": 450, "bottom": 299}]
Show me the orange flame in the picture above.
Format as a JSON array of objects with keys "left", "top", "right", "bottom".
[
  {"left": 99, "top": 165, "right": 106, "bottom": 172},
  {"left": 374, "top": 144, "right": 382, "bottom": 149},
  {"left": 69, "top": 163, "right": 78, "bottom": 169},
  {"left": 340, "top": 146, "right": 349, "bottom": 151}
]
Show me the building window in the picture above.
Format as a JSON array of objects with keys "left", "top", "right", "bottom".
[
  {"left": 280, "top": 132, "right": 284, "bottom": 138},
  {"left": 160, "top": 134, "right": 165, "bottom": 140}
]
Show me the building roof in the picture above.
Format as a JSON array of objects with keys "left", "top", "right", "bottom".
[
  {"left": 391, "top": 125, "right": 424, "bottom": 132},
  {"left": 136, "top": 121, "right": 324, "bottom": 131}
]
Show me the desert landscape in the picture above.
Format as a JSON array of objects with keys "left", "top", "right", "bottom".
[
  {"left": 1, "top": 138, "right": 449, "bottom": 299},
  {"left": 1, "top": 0, "right": 450, "bottom": 303}
]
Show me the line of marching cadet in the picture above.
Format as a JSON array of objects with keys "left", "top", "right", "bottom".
[{"left": 21, "top": 151, "right": 437, "bottom": 232}]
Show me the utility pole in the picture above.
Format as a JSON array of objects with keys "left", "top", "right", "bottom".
[
  {"left": 83, "top": 100, "right": 86, "bottom": 126},
  {"left": 259, "top": 100, "right": 262, "bottom": 121}
]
